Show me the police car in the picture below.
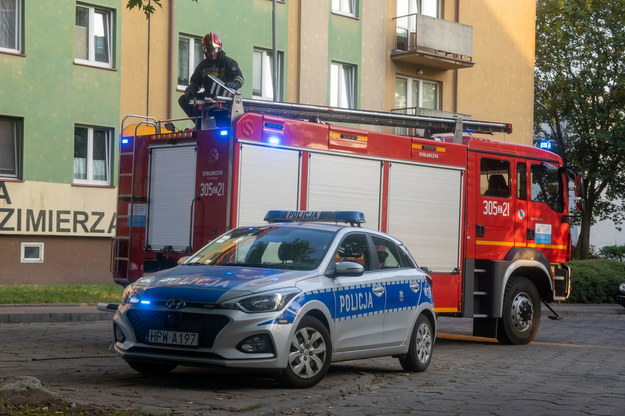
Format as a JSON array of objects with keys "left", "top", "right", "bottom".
[{"left": 112, "top": 210, "right": 435, "bottom": 388}]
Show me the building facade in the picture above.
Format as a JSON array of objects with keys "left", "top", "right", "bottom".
[{"left": 0, "top": 0, "right": 536, "bottom": 285}]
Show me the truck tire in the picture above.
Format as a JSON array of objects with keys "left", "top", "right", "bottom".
[
  {"left": 279, "top": 316, "right": 332, "bottom": 389},
  {"left": 497, "top": 276, "right": 540, "bottom": 345},
  {"left": 399, "top": 314, "right": 433, "bottom": 372}
]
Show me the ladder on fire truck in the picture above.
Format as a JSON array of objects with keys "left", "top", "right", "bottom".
[{"left": 112, "top": 94, "right": 512, "bottom": 282}]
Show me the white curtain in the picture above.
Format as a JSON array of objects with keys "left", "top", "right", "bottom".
[{"left": 0, "top": 0, "right": 17, "bottom": 49}]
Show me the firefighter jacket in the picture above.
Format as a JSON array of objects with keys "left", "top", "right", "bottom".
[{"left": 186, "top": 52, "right": 245, "bottom": 95}]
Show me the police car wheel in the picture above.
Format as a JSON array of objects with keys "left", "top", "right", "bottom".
[
  {"left": 399, "top": 314, "right": 433, "bottom": 373},
  {"left": 497, "top": 276, "right": 541, "bottom": 345},
  {"left": 127, "top": 360, "right": 177, "bottom": 376},
  {"left": 279, "top": 316, "right": 332, "bottom": 389}
]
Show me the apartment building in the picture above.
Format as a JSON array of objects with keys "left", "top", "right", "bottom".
[{"left": 0, "top": 0, "right": 535, "bottom": 284}]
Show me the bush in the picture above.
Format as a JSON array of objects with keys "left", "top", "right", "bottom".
[
  {"left": 565, "top": 259, "right": 625, "bottom": 303},
  {"left": 599, "top": 245, "right": 625, "bottom": 262}
]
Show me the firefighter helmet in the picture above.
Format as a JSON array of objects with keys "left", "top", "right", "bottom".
[{"left": 202, "top": 32, "right": 222, "bottom": 56}]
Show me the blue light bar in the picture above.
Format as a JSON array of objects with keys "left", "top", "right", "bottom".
[
  {"left": 121, "top": 138, "right": 129, "bottom": 144},
  {"left": 264, "top": 210, "right": 365, "bottom": 226},
  {"left": 220, "top": 129, "right": 229, "bottom": 136}
]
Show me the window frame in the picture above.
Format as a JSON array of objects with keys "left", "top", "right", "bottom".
[
  {"left": 396, "top": 0, "right": 440, "bottom": 18},
  {"left": 0, "top": 116, "right": 21, "bottom": 179},
  {"left": 252, "top": 48, "right": 283, "bottom": 101},
  {"left": 0, "top": 0, "right": 22, "bottom": 53},
  {"left": 21, "top": 242, "right": 44, "bottom": 263},
  {"left": 330, "top": 62, "right": 356, "bottom": 109},
  {"left": 331, "top": 0, "right": 358, "bottom": 17},
  {"left": 74, "top": 4, "right": 114, "bottom": 68},
  {"left": 73, "top": 125, "right": 112, "bottom": 186},
  {"left": 177, "top": 34, "right": 203, "bottom": 89},
  {"left": 395, "top": 75, "right": 439, "bottom": 111}
]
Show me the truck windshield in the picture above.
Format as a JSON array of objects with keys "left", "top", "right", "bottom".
[{"left": 185, "top": 226, "right": 335, "bottom": 270}]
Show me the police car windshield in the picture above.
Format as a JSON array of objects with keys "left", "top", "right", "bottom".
[{"left": 185, "top": 226, "right": 335, "bottom": 270}]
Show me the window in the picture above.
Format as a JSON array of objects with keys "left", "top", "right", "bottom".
[
  {"left": 74, "top": 126, "right": 111, "bottom": 185},
  {"left": 397, "top": 0, "right": 440, "bottom": 18},
  {"left": 531, "top": 163, "right": 563, "bottom": 212},
  {"left": 330, "top": 62, "right": 355, "bottom": 109},
  {"left": 371, "top": 235, "right": 407, "bottom": 270},
  {"left": 517, "top": 162, "right": 527, "bottom": 200},
  {"left": 253, "top": 48, "right": 282, "bottom": 100},
  {"left": 480, "top": 158, "right": 510, "bottom": 198},
  {"left": 334, "top": 233, "right": 371, "bottom": 271},
  {"left": 75, "top": 5, "right": 113, "bottom": 67},
  {"left": 178, "top": 35, "right": 203, "bottom": 88},
  {"left": 0, "top": 116, "right": 20, "bottom": 178},
  {"left": 0, "top": 0, "right": 21, "bottom": 53},
  {"left": 21, "top": 242, "right": 44, "bottom": 263},
  {"left": 332, "top": 0, "right": 357, "bottom": 17},
  {"left": 395, "top": 76, "right": 439, "bottom": 112}
]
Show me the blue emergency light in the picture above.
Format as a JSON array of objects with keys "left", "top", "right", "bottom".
[
  {"left": 220, "top": 129, "right": 229, "bottom": 136},
  {"left": 538, "top": 140, "right": 553, "bottom": 150},
  {"left": 264, "top": 210, "right": 365, "bottom": 226},
  {"left": 121, "top": 138, "right": 129, "bottom": 144}
]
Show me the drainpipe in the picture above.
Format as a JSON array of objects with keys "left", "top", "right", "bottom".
[
  {"left": 167, "top": 0, "right": 175, "bottom": 118},
  {"left": 453, "top": 0, "right": 459, "bottom": 114}
]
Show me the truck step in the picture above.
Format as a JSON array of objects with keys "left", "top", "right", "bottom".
[
  {"left": 474, "top": 268, "right": 487, "bottom": 273},
  {"left": 473, "top": 291, "right": 487, "bottom": 296},
  {"left": 114, "top": 257, "right": 129, "bottom": 261},
  {"left": 473, "top": 313, "right": 488, "bottom": 318}
]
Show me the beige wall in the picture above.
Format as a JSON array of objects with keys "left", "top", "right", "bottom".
[
  {"left": 120, "top": 4, "right": 172, "bottom": 122},
  {"left": 456, "top": 0, "right": 535, "bottom": 145},
  {"left": 298, "top": 0, "right": 329, "bottom": 105}
]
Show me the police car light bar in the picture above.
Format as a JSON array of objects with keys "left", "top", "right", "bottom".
[{"left": 264, "top": 210, "right": 366, "bottom": 226}]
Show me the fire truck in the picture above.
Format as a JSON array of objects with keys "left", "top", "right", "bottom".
[{"left": 112, "top": 89, "right": 583, "bottom": 345}]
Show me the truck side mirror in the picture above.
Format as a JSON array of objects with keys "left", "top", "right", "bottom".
[{"left": 574, "top": 174, "right": 585, "bottom": 212}]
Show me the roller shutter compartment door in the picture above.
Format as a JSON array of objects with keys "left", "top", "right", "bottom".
[
  {"left": 147, "top": 145, "right": 197, "bottom": 252},
  {"left": 237, "top": 144, "right": 300, "bottom": 226},
  {"left": 387, "top": 162, "right": 463, "bottom": 273},
  {"left": 307, "top": 153, "right": 382, "bottom": 230}
]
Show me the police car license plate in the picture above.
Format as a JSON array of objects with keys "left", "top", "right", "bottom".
[{"left": 148, "top": 329, "right": 199, "bottom": 346}]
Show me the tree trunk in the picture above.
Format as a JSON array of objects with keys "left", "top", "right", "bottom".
[{"left": 576, "top": 197, "right": 595, "bottom": 259}]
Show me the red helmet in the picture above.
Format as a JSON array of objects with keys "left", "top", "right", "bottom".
[{"left": 202, "top": 32, "right": 222, "bottom": 55}]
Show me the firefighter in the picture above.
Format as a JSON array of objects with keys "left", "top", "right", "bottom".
[{"left": 178, "top": 32, "right": 245, "bottom": 118}]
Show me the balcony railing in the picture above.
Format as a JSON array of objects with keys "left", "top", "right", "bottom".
[{"left": 392, "top": 13, "right": 473, "bottom": 69}]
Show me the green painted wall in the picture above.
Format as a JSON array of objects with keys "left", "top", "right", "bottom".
[
  {"left": 328, "top": 4, "right": 363, "bottom": 107},
  {"left": 0, "top": 0, "right": 122, "bottom": 184},
  {"left": 172, "top": 0, "right": 289, "bottom": 119}
]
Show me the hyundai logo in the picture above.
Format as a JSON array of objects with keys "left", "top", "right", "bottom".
[{"left": 165, "top": 299, "right": 186, "bottom": 310}]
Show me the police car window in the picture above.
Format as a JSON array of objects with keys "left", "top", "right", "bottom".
[
  {"left": 371, "top": 235, "right": 403, "bottom": 270},
  {"left": 531, "top": 163, "right": 563, "bottom": 212},
  {"left": 481, "top": 158, "right": 510, "bottom": 198},
  {"left": 187, "top": 226, "right": 335, "bottom": 270},
  {"left": 335, "top": 233, "right": 371, "bottom": 272}
]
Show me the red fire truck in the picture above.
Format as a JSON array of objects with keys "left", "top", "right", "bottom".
[{"left": 112, "top": 93, "right": 583, "bottom": 345}]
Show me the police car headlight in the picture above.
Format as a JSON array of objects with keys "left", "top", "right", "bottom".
[
  {"left": 236, "top": 289, "right": 300, "bottom": 313},
  {"left": 121, "top": 285, "right": 142, "bottom": 306},
  {"left": 619, "top": 282, "right": 625, "bottom": 294}
]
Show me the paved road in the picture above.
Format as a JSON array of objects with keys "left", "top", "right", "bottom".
[{"left": 1, "top": 305, "right": 624, "bottom": 415}]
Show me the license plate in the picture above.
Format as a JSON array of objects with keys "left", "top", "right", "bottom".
[{"left": 148, "top": 329, "right": 199, "bottom": 346}]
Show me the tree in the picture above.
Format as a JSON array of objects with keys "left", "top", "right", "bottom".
[
  {"left": 535, "top": 0, "right": 625, "bottom": 259},
  {"left": 126, "top": 0, "right": 197, "bottom": 18}
]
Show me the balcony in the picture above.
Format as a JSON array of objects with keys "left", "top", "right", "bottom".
[{"left": 392, "top": 13, "right": 474, "bottom": 70}]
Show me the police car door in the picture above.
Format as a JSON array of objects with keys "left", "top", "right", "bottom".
[
  {"left": 331, "top": 232, "right": 385, "bottom": 352},
  {"left": 371, "top": 235, "right": 425, "bottom": 347}
]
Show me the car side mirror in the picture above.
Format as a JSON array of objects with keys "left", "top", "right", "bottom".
[{"left": 331, "top": 261, "right": 364, "bottom": 277}]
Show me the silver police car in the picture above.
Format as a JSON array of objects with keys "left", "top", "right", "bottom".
[{"left": 112, "top": 210, "right": 435, "bottom": 388}]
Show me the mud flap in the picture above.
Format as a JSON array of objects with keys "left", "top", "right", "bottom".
[{"left": 473, "top": 317, "right": 498, "bottom": 338}]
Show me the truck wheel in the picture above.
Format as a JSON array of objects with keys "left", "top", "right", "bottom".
[
  {"left": 497, "top": 276, "right": 540, "bottom": 345},
  {"left": 399, "top": 314, "right": 433, "bottom": 372},
  {"left": 279, "top": 316, "right": 332, "bottom": 389},
  {"left": 127, "top": 360, "right": 177, "bottom": 375}
]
